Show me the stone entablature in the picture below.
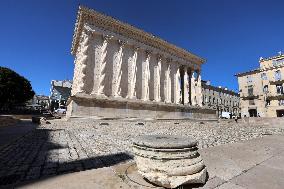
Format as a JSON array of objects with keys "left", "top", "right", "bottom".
[
  {"left": 67, "top": 6, "right": 214, "bottom": 119},
  {"left": 71, "top": 6, "right": 205, "bottom": 66}
]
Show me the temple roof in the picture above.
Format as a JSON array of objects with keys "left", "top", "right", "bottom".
[{"left": 71, "top": 6, "right": 205, "bottom": 65}]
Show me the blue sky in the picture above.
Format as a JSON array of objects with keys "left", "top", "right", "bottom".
[{"left": 1, "top": 0, "right": 283, "bottom": 95}]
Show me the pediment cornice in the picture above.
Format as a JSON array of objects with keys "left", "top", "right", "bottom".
[{"left": 71, "top": 6, "right": 205, "bottom": 65}]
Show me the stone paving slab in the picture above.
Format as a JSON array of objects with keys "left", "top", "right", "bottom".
[
  {"left": 0, "top": 119, "right": 36, "bottom": 148},
  {"left": 200, "top": 135, "right": 284, "bottom": 182},
  {"left": 0, "top": 119, "right": 284, "bottom": 188},
  {"left": 216, "top": 182, "right": 245, "bottom": 189},
  {"left": 119, "top": 135, "right": 284, "bottom": 189},
  {"left": 17, "top": 167, "right": 130, "bottom": 189},
  {"left": 261, "top": 151, "right": 284, "bottom": 170},
  {"left": 230, "top": 164, "right": 284, "bottom": 189}
]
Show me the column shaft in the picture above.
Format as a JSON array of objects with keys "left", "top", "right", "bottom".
[
  {"left": 141, "top": 51, "right": 150, "bottom": 101},
  {"left": 197, "top": 71, "right": 203, "bottom": 106},
  {"left": 92, "top": 35, "right": 111, "bottom": 96},
  {"left": 73, "top": 30, "right": 91, "bottom": 95},
  {"left": 172, "top": 63, "right": 180, "bottom": 104},
  {"left": 191, "top": 71, "right": 197, "bottom": 106},
  {"left": 127, "top": 47, "right": 138, "bottom": 99},
  {"left": 111, "top": 40, "right": 125, "bottom": 97},
  {"left": 183, "top": 67, "right": 189, "bottom": 104},
  {"left": 154, "top": 56, "right": 162, "bottom": 101},
  {"left": 165, "top": 63, "right": 171, "bottom": 103}
]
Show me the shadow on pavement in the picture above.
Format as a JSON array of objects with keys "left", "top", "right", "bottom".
[
  {"left": 0, "top": 124, "right": 133, "bottom": 188},
  {"left": 0, "top": 119, "right": 38, "bottom": 148}
]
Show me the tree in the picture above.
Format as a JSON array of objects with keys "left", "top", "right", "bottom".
[{"left": 0, "top": 67, "right": 35, "bottom": 110}]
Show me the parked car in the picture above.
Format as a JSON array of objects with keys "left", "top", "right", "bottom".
[
  {"left": 220, "top": 112, "right": 231, "bottom": 119},
  {"left": 54, "top": 108, "right": 66, "bottom": 114}
]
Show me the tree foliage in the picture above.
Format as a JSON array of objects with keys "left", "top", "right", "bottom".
[{"left": 0, "top": 67, "right": 35, "bottom": 109}]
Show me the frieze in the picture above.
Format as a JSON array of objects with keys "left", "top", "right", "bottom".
[{"left": 71, "top": 6, "right": 205, "bottom": 65}]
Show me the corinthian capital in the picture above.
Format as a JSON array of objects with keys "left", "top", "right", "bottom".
[
  {"left": 133, "top": 45, "right": 140, "bottom": 52},
  {"left": 83, "top": 28, "right": 93, "bottom": 36},
  {"left": 145, "top": 50, "right": 152, "bottom": 56},
  {"left": 118, "top": 39, "right": 126, "bottom": 47},
  {"left": 166, "top": 57, "right": 172, "bottom": 63},
  {"left": 157, "top": 54, "right": 163, "bottom": 62},
  {"left": 103, "top": 35, "right": 113, "bottom": 42}
]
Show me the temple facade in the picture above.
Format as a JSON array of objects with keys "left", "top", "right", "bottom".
[{"left": 66, "top": 6, "right": 216, "bottom": 120}]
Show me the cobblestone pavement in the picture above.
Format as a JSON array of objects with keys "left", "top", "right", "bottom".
[{"left": 0, "top": 119, "right": 284, "bottom": 187}]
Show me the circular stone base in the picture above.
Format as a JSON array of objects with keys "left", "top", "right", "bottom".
[{"left": 132, "top": 135, "right": 207, "bottom": 188}]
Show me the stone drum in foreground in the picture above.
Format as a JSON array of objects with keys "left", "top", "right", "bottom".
[{"left": 133, "top": 135, "right": 207, "bottom": 188}]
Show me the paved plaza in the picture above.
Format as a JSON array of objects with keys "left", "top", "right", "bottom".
[{"left": 0, "top": 119, "right": 284, "bottom": 188}]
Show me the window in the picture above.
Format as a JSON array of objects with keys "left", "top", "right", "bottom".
[
  {"left": 263, "top": 85, "right": 268, "bottom": 93},
  {"left": 248, "top": 86, "right": 254, "bottom": 96},
  {"left": 249, "top": 100, "right": 255, "bottom": 105},
  {"left": 265, "top": 100, "right": 270, "bottom": 106},
  {"left": 275, "top": 70, "right": 281, "bottom": 81},
  {"left": 247, "top": 75, "right": 253, "bottom": 84},
  {"left": 276, "top": 84, "right": 283, "bottom": 95},
  {"left": 261, "top": 73, "right": 267, "bottom": 80},
  {"left": 279, "top": 100, "right": 284, "bottom": 106},
  {"left": 273, "top": 58, "right": 284, "bottom": 67}
]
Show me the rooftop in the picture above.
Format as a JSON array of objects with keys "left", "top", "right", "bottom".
[
  {"left": 235, "top": 52, "right": 284, "bottom": 77},
  {"left": 201, "top": 80, "right": 239, "bottom": 96},
  {"left": 259, "top": 52, "right": 284, "bottom": 62}
]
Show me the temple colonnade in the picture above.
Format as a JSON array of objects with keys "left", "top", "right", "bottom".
[{"left": 72, "top": 27, "right": 203, "bottom": 107}]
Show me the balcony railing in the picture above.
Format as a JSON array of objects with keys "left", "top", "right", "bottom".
[
  {"left": 269, "top": 79, "right": 284, "bottom": 85},
  {"left": 241, "top": 94, "right": 259, "bottom": 100},
  {"left": 266, "top": 94, "right": 284, "bottom": 100}
]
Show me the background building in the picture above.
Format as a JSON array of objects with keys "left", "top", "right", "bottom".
[
  {"left": 26, "top": 95, "right": 49, "bottom": 111},
  {"left": 201, "top": 81, "right": 240, "bottom": 117},
  {"left": 236, "top": 52, "right": 284, "bottom": 117},
  {"left": 49, "top": 80, "right": 72, "bottom": 111}
]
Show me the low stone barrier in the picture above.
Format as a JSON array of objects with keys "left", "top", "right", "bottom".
[{"left": 132, "top": 135, "right": 207, "bottom": 188}]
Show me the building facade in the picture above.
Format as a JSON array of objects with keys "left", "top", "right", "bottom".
[
  {"left": 26, "top": 95, "right": 50, "bottom": 110},
  {"left": 236, "top": 52, "right": 284, "bottom": 117},
  {"left": 67, "top": 6, "right": 216, "bottom": 119},
  {"left": 49, "top": 80, "right": 72, "bottom": 111},
  {"left": 201, "top": 81, "right": 240, "bottom": 117}
]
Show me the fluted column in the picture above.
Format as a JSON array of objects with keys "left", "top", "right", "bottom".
[
  {"left": 164, "top": 61, "right": 171, "bottom": 103},
  {"left": 127, "top": 46, "right": 138, "bottom": 99},
  {"left": 153, "top": 55, "right": 162, "bottom": 101},
  {"left": 72, "top": 29, "right": 91, "bottom": 95},
  {"left": 141, "top": 50, "right": 151, "bottom": 101},
  {"left": 92, "top": 35, "right": 110, "bottom": 96},
  {"left": 172, "top": 63, "right": 181, "bottom": 104},
  {"left": 112, "top": 40, "right": 125, "bottom": 97},
  {"left": 191, "top": 71, "right": 197, "bottom": 106},
  {"left": 183, "top": 67, "right": 189, "bottom": 105},
  {"left": 197, "top": 70, "right": 203, "bottom": 106}
]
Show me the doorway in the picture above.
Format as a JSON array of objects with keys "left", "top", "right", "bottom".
[
  {"left": 276, "top": 110, "right": 284, "bottom": 117},
  {"left": 248, "top": 109, "right": 257, "bottom": 117}
]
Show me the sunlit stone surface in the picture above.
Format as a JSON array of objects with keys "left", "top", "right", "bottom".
[
  {"left": 67, "top": 6, "right": 216, "bottom": 120},
  {"left": 133, "top": 135, "right": 207, "bottom": 188}
]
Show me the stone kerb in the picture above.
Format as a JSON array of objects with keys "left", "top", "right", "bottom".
[{"left": 132, "top": 135, "right": 207, "bottom": 188}]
